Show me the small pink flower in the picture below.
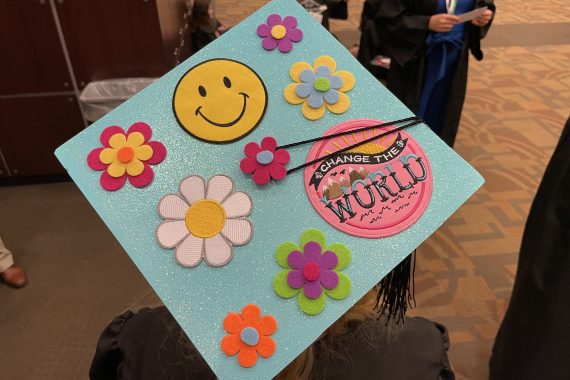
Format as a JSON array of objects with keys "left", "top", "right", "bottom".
[
  {"left": 257, "top": 14, "right": 303, "bottom": 53},
  {"left": 86, "top": 122, "right": 166, "bottom": 191},
  {"left": 240, "top": 137, "right": 290, "bottom": 186}
]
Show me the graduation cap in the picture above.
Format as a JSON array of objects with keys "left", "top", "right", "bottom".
[{"left": 56, "top": 0, "right": 483, "bottom": 378}]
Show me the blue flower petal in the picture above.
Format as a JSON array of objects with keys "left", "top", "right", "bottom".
[
  {"left": 300, "top": 69, "right": 316, "bottom": 84},
  {"left": 296, "top": 83, "right": 313, "bottom": 98},
  {"left": 315, "top": 65, "right": 331, "bottom": 78},
  {"left": 324, "top": 89, "right": 340, "bottom": 105},
  {"left": 329, "top": 75, "right": 343, "bottom": 90},
  {"left": 307, "top": 93, "right": 324, "bottom": 108}
]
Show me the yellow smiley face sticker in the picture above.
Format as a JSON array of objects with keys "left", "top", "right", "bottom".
[{"left": 173, "top": 59, "right": 268, "bottom": 143}]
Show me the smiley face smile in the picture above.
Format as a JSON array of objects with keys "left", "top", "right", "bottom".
[{"left": 194, "top": 92, "right": 249, "bottom": 128}]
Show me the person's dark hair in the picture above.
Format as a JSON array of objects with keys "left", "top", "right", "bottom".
[{"left": 190, "top": 0, "right": 214, "bottom": 31}]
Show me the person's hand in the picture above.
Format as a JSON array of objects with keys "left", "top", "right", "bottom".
[
  {"left": 472, "top": 9, "right": 493, "bottom": 27},
  {"left": 428, "top": 13, "right": 460, "bottom": 32}
]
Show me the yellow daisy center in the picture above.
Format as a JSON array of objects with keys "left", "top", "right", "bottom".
[
  {"left": 185, "top": 199, "right": 226, "bottom": 238},
  {"left": 117, "top": 146, "right": 135, "bottom": 163},
  {"left": 270, "top": 25, "right": 287, "bottom": 40}
]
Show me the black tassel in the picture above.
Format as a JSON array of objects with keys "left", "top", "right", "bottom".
[{"left": 375, "top": 250, "right": 416, "bottom": 323}]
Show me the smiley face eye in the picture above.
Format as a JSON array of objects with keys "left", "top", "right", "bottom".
[
  {"left": 198, "top": 85, "right": 207, "bottom": 97},
  {"left": 223, "top": 76, "right": 232, "bottom": 88}
]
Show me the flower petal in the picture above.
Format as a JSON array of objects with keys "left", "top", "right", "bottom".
[
  {"left": 324, "top": 272, "right": 351, "bottom": 300},
  {"left": 273, "top": 149, "right": 290, "bottom": 165},
  {"left": 282, "top": 15, "right": 298, "bottom": 29},
  {"left": 203, "top": 234, "right": 233, "bottom": 267},
  {"left": 127, "top": 164, "right": 154, "bottom": 188},
  {"left": 275, "top": 242, "right": 299, "bottom": 268},
  {"left": 224, "top": 312, "right": 245, "bottom": 334},
  {"left": 284, "top": 83, "right": 305, "bottom": 105},
  {"left": 295, "top": 83, "right": 313, "bottom": 98},
  {"left": 260, "top": 136, "right": 277, "bottom": 151},
  {"left": 156, "top": 220, "right": 189, "bottom": 248},
  {"left": 126, "top": 158, "right": 144, "bottom": 176},
  {"left": 87, "top": 148, "right": 106, "bottom": 171},
  {"left": 278, "top": 38, "right": 293, "bottom": 53},
  {"left": 269, "top": 163, "right": 287, "bottom": 181},
  {"left": 303, "top": 281, "right": 323, "bottom": 300},
  {"left": 100, "top": 171, "right": 126, "bottom": 191},
  {"left": 258, "top": 316, "right": 277, "bottom": 336},
  {"left": 158, "top": 194, "right": 189, "bottom": 220},
  {"left": 313, "top": 56, "right": 336, "bottom": 75},
  {"left": 99, "top": 148, "right": 116, "bottom": 165},
  {"left": 335, "top": 70, "right": 356, "bottom": 92},
  {"left": 100, "top": 126, "right": 124, "bottom": 147},
  {"left": 221, "top": 334, "right": 241, "bottom": 356},
  {"left": 126, "top": 131, "right": 145, "bottom": 147},
  {"left": 127, "top": 122, "right": 152, "bottom": 141},
  {"left": 256, "top": 23, "right": 271, "bottom": 37},
  {"left": 244, "top": 141, "right": 261, "bottom": 158},
  {"left": 315, "top": 65, "right": 331, "bottom": 78},
  {"left": 287, "top": 250, "right": 307, "bottom": 270},
  {"left": 273, "top": 270, "right": 300, "bottom": 298},
  {"left": 206, "top": 175, "right": 234, "bottom": 203},
  {"left": 237, "top": 346, "right": 257, "bottom": 368},
  {"left": 300, "top": 69, "right": 316, "bottom": 84},
  {"left": 298, "top": 290, "right": 326, "bottom": 315},
  {"left": 242, "top": 304, "right": 261, "bottom": 325},
  {"left": 107, "top": 162, "right": 126, "bottom": 178},
  {"left": 180, "top": 176, "right": 205, "bottom": 205},
  {"left": 324, "top": 89, "right": 340, "bottom": 105},
  {"left": 290, "top": 61, "right": 312, "bottom": 82},
  {"left": 256, "top": 336, "right": 276, "bottom": 358},
  {"left": 175, "top": 234, "right": 204, "bottom": 267},
  {"left": 319, "top": 250, "right": 339, "bottom": 270},
  {"left": 320, "top": 270, "right": 339, "bottom": 290},
  {"left": 303, "top": 241, "right": 322, "bottom": 261},
  {"left": 307, "top": 93, "right": 324, "bottom": 109},
  {"left": 222, "top": 192, "right": 253, "bottom": 218},
  {"left": 135, "top": 144, "right": 153, "bottom": 161},
  {"left": 221, "top": 219, "right": 252, "bottom": 246},
  {"left": 325, "top": 91, "right": 350, "bottom": 114},
  {"left": 329, "top": 75, "right": 343, "bottom": 90},
  {"left": 300, "top": 229, "right": 326, "bottom": 250},
  {"left": 287, "top": 270, "right": 305, "bottom": 289},
  {"left": 301, "top": 102, "right": 326, "bottom": 121},
  {"left": 240, "top": 157, "right": 259, "bottom": 175},
  {"left": 262, "top": 36, "right": 278, "bottom": 51},
  {"left": 327, "top": 243, "right": 351, "bottom": 270},
  {"left": 109, "top": 133, "right": 127, "bottom": 149},
  {"left": 252, "top": 167, "right": 270, "bottom": 186},
  {"left": 267, "top": 13, "right": 282, "bottom": 26},
  {"left": 145, "top": 141, "right": 166, "bottom": 165},
  {"left": 286, "top": 28, "right": 303, "bottom": 42}
]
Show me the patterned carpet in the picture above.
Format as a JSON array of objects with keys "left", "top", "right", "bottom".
[{"left": 215, "top": 1, "right": 570, "bottom": 379}]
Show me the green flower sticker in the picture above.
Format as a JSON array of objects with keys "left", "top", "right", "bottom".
[{"left": 273, "top": 228, "right": 352, "bottom": 315}]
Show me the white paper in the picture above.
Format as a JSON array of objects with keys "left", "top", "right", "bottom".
[{"left": 457, "top": 6, "right": 487, "bottom": 23}]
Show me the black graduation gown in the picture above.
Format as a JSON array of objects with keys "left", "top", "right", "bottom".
[
  {"left": 372, "top": 0, "right": 495, "bottom": 147},
  {"left": 489, "top": 117, "right": 570, "bottom": 380}
]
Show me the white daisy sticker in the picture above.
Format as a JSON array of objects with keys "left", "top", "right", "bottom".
[{"left": 156, "top": 174, "right": 253, "bottom": 267}]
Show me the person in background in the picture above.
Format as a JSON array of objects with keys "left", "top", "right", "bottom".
[
  {"left": 0, "top": 236, "right": 27, "bottom": 288},
  {"left": 189, "top": 0, "right": 228, "bottom": 55},
  {"left": 374, "top": 0, "right": 495, "bottom": 147}
]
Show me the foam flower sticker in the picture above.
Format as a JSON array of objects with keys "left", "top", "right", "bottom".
[
  {"left": 257, "top": 13, "right": 303, "bottom": 53},
  {"left": 240, "top": 136, "right": 290, "bottom": 186},
  {"left": 221, "top": 304, "right": 277, "bottom": 368},
  {"left": 273, "top": 229, "right": 352, "bottom": 315},
  {"left": 86, "top": 122, "right": 166, "bottom": 191},
  {"left": 284, "top": 56, "right": 356, "bottom": 121},
  {"left": 156, "top": 175, "right": 253, "bottom": 268}
]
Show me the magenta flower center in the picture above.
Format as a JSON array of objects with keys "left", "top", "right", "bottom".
[
  {"left": 303, "top": 261, "right": 320, "bottom": 282},
  {"left": 256, "top": 150, "right": 274, "bottom": 165},
  {"left": 270, "top": 25, "right": 287, "bottom": 40}
]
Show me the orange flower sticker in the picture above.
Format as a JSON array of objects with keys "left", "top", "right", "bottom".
[{"left": 221, "top": 304, "right": 277, "bottom": 368}]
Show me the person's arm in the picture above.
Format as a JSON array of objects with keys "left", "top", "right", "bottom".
[{"left": 472, "top": 0, "right": 495, "bottom": 38}]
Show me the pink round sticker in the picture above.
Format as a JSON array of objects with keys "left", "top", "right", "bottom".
[{"left": 304, "top": 119, "right": 433, "bottom": 238}]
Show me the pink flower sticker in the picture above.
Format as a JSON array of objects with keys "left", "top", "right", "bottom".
[
  {"left": 86, "top": 122, "right": 166, "bottom": 191},
  {"left": 257, "top": 14, "right": 303, "bottom": 53}
]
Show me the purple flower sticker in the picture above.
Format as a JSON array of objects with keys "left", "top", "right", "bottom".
[
  {"left": 273, "top": 229, "right": 352, "bottom": 315},
  {"left": 257, "top": 14, "right": 303, "bottom": 53}
]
